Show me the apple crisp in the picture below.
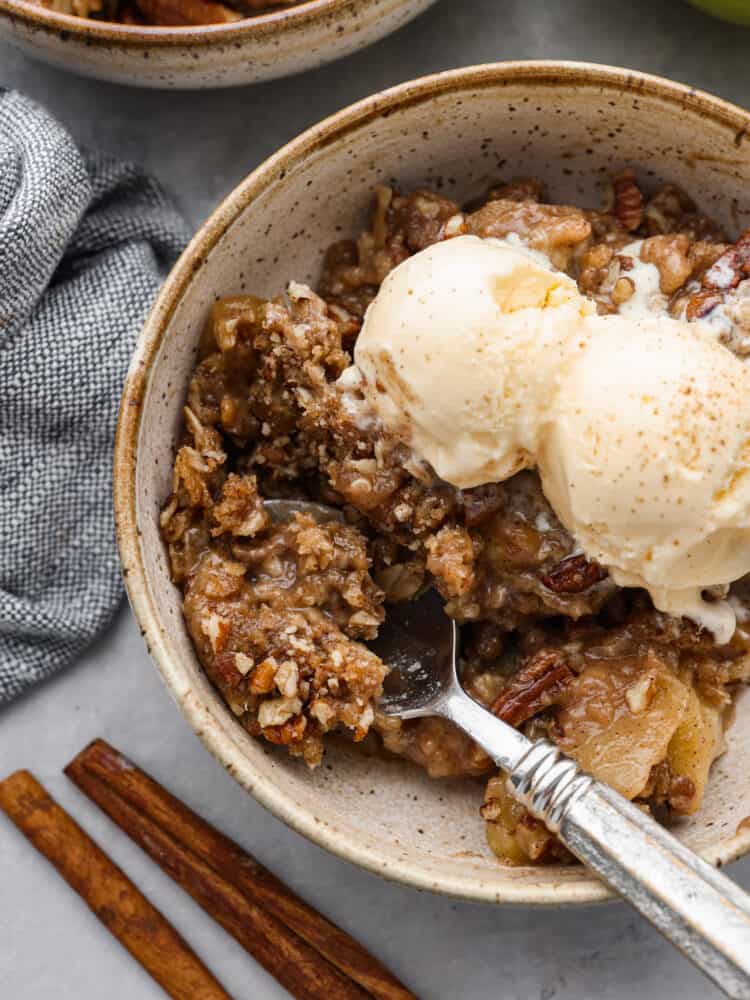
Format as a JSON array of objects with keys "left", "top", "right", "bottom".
[{"left": 162, "top": 172, "right": 750, "bottom": 865}]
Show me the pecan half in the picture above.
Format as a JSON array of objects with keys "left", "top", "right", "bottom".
[
  {"left": 611, "top": 169, "right": 643, "bottom": 232},
  {"left": 466, "top": 200, "right": 592, "bottom": 270},
  {"left": 491, "top": 651, "right": 573, "bottom": 727},
  {"left": 541, "top": 554, "right": 608, "bottom": 594}
]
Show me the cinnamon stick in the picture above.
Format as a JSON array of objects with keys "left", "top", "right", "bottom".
[
  {"left": 66, "top": 740, "right": 415, "bottom": 1000},
  {"left": 0, "top": 770, "right": 231, "bottom": 1000}
]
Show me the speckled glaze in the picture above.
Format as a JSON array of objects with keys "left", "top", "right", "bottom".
[
  {"left": 0, "top": 0, "right": 436, "bottom": 89},
  {"left": 115, "top": 63, "right": 750, "bottom": 905}
]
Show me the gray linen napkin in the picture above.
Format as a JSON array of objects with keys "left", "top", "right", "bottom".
[{"left": 0, "top": 90, "right": 189, "bottom": 704}]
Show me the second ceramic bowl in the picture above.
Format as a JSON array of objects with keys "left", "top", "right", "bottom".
[
  {"left": 116, "top": 61, "right": 750, "bottom": 904},
  {"left": 0, "top": 0, "right": 437, "bottom": 88}
]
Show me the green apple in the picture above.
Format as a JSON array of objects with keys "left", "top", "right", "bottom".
[{"left": 688, "top": 0, "right": 750, "bottom": 25}]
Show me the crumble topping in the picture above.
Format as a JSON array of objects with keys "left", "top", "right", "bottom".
[{"left": 162, "top": 172, "right": 750, "bottom": 864}]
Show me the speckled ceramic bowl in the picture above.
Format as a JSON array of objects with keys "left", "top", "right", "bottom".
[
  {"left": 0, "top": 0, "right": 436, "bottom": 89},
  {"left": 115, "top": 62, "right": 750, "bottom": 904}
]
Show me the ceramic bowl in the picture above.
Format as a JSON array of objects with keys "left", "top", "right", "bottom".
[
  {"left": 115, "top": 61, "right": 750, "bottom": 904},
  {"left": 0, "top": 0, "right": 436, "bottom": 89}
]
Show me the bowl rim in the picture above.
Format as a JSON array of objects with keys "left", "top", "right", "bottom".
[
  {"left": 0, "top": 0, "right": 380, "bottom": 46},
  {"left": 114, "top": 59, "right": 750, "bottom": 906}
]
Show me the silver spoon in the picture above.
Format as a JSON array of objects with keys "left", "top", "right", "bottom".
[{"left": 268, "top": 500, "right": 750, "bottom": 998}]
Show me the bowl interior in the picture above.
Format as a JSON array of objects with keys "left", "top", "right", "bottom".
[{"left": 123, "top": 64, "right": 750, "bottom": 903}]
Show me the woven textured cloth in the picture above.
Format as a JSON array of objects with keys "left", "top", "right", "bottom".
[{"left": 0, "top": 90, "right": 188, "bottom": 704}]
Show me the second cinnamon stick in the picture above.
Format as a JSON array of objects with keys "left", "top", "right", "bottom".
[
  {"left": 65, "top": 745, "right": 377, "bottom": 1000},
  {"left": 67, "top": 738, "right": 414, "bottom": 1000},
  {"left": 0, "top": 770, "right": 231, "bottom": 1000}
]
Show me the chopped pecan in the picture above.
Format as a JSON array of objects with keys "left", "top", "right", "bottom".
[
  {"left": 687, "top": 240, "right": 730, "bottom": 278},
  {"left": 261, "top": 715, "right": 307, "bottom": 747},
  {"left": 641, "top": 184, "right": 725, "bottom": 241},
  {"left": 684, "top": 228, "right": 750, "bottom": 321},
  {"left": 541, "top": 554, "right": 608, "bottom": 594},
  {"left": 249, "top": 657, "right": 278, "bottom": 694},
  {"left": 388, "top": 189, "right": 461, "bottom": 252},
  {"left": 686, "top": 290, "right": 723, "bottom": 321},
  {"left": 211, "top": 473, "right": 270, "bottom": 538},
  {"left": 465, "top": 621, "right": 506, "bottom": 663},
  {"left": 611, "top": 276, "right": 635, "bottom": 306},
  {"left": 610, "top": 169, "right": 643, "bottom": 232},
  {"left": 577, "top": 244, "right": 615, "bottom": 297},
  {"left": 640, "top": 234, "right": 692, "bottom": 295},
  {"left": 426, "top": 526, "right": 477, "bottom": 598},
  {"left": 491, "top": 651, "right": 574, "bottom": 727},
  {"left": 668, "top": 774, "right": 698, "bottom": 815},
  {"left": 212, "top": 652, "right": 244, "bottom": 688},
  {"left": 702, "top": 227, "right": 750, "bottom": 291}
]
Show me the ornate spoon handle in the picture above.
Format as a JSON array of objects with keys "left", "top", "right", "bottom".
[{"left": 442, "top": 690, "right": 750, "bottom": 999}]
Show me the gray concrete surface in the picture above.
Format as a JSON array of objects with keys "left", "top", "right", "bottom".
[{"left": 3, "top": 1, "right": 750, "bottom": 996}]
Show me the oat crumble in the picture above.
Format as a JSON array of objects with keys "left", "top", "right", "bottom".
[{"left": 162, "top": 173, "right": 750, "bottom": 865}]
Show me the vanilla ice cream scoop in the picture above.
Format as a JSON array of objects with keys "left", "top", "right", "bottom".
[
  {"left": 354, "top": 235, "right": 594, "bottom": 488},
  {"left": 541, "top": 315, "right": 750, "bottom": 641},
  {"left": 353, "top": 235, "right": 750, "bottom": 641}
]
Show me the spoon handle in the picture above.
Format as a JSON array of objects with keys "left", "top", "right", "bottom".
[
  {"left": 442, "top": 692, "right": 750, "bottom": 998},
  {"left": 511, "top": 739, "right": 750, "bottom": 998}
]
